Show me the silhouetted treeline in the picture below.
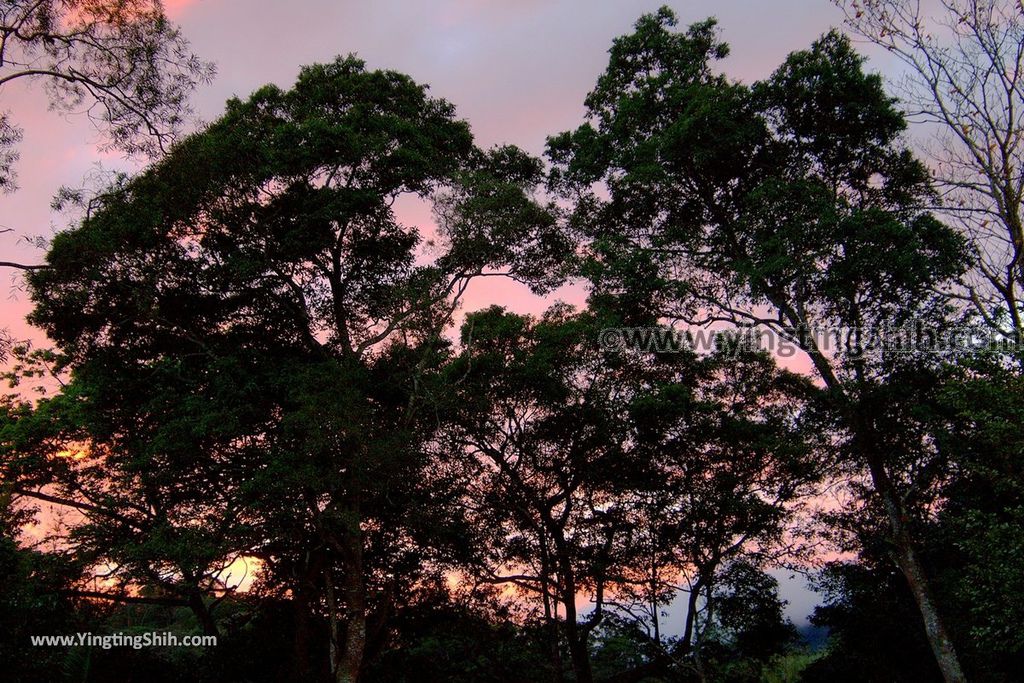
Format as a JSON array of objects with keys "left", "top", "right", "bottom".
[{"left": 2, "top": 5, "right": 1023, "bottom": 683}]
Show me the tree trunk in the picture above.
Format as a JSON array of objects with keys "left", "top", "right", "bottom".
[
  {"left": 864, "top": 451, "right": 966, "bottom": 683},
  {"left": 811, "top": 343, "right": 968, "bottom": 683},
  {"left": 679, "top": 574, "right": 704, "bottom": 656},
  {"left": 538, "top": 536, "right": 564, "bottom": 683},
  {"left": 292, "top": 587, "right": 315, "bottom": 683},
  {"left": 562, "top": 599, "right": 593, "bottom": 683},
  {"left": 556, "top": 559, "right": 593, "bottom": 683},
  {"left": 334, "top": 522, "right": 366, "bottom": 683},
  {"left": 188, "top": 592, "right": 219, "bottom": 638}
]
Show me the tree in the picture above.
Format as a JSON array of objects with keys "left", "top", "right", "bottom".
[
  {"left": 804, "top": 560, "right": 943, "bottom": 683},
  {"left": 548, "top": 9, "right": 969, "bottom": 681},
  {"left": 0, "top": 0, "right": 214, "bottom": 193},
  {"left": 838, "top": 0, "right": 1024, "bottom": 342},
  {"left": 930, "top": 356, "right": 1024, "bottom": 678},
  {"left": 440, "top": 305, "right": 643, "bottom": 683},
  {"left": 802, "top": 350, "right": 1024, "bottom": 682},
  {"left": 0, "top": 419, "right": 92, "bottom": 683},
  {"left": 440, "top": 306, "right": 817, "bottom": 682},
  {"left": 20, "top": 55, "right": 560, "bottom": 683},
  {"left": 0, "top": 0, "right": 214, "bottom": 361},
  {"left": 700, "top": 561, "right": 800, "bottom": 683},
  {"left": 1, "top": 349, "right": 273, "bottom": 638},
  {"left": 628, "top": 339, "right": 818, "bottom": 680}
]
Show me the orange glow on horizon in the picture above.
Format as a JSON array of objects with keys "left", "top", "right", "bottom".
[{"left": 54, "top": 445, "right": 90, "bottom": 461}]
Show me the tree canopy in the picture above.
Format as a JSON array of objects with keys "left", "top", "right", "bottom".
[{"left": 2, "top": 6, "right": 1023, "bottom": 683}]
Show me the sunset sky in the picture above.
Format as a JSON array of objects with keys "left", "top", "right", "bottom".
[
  {"left": 0, "top": 0, "right": 901, "bottom": 625},
  {"left": 0, "top": 1, "right": 901, "bottom": 339}
]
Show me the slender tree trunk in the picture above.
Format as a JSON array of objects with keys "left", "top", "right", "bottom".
[
  {"left": 538, "top": 534, "right": 564, "bottom": 683},
  {"left": 692, "top": 582, "right": 713, "bottom": 683},
  {"left": 292, "top": 586, "right": 315, "bottom": 683},
  {"left": 650, "top": 552, "right": 660, "bottom": 648},
  {"left": 803, "top": 332, "right": 968, "bottom": 683},
  {"left": 326, "top": 577, "right": 341, "bottom": 680},
  {"left": 679, "top": 575, "right": 703, "bottom": 655},
  {"left": 556, "top": 557, "right": 593, "bottom": 683},
  {"left": 864, "top": 451, "right": 966, "bottom": 683},
  {"left": 334, "top": 518, "right": 366, "bottom": 683}
]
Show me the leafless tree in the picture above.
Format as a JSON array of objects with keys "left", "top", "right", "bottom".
[{"left": 840, "top": 0, "right": 1024, "bottom": 342}]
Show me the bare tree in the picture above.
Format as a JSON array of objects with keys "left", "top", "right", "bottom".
[{"left": 839, "top": 0, "right": 1024, "bottom": 341}]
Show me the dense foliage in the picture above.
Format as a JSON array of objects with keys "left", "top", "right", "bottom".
[{"left": 1, "top": 6, "right": 1022, "bottom": 683}]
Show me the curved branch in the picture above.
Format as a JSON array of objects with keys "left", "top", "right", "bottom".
[{"left": 0, "top": 260, "right": 47, "bottom": 270}]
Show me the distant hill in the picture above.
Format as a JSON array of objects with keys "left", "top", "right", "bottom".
[{"left": 797, "top": 624, "right": 829, "bottom": 651}]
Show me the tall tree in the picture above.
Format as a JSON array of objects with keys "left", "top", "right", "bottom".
[
  {"left": 626, "top": 338, "right": 818, "bottom": 679},
  {"left": 548, "top": 9, "right": 969, "bottom": 681},
  {"left": 21, "top": 55, "right": 560, "bottom": 683}
]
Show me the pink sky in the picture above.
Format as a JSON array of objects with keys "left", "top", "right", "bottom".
[
  {"left": 1, "top": 1, "right": 886, "bottom": 343},
  {"left": 1, "top": 0, "right": 898, "bottom": 623}
]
